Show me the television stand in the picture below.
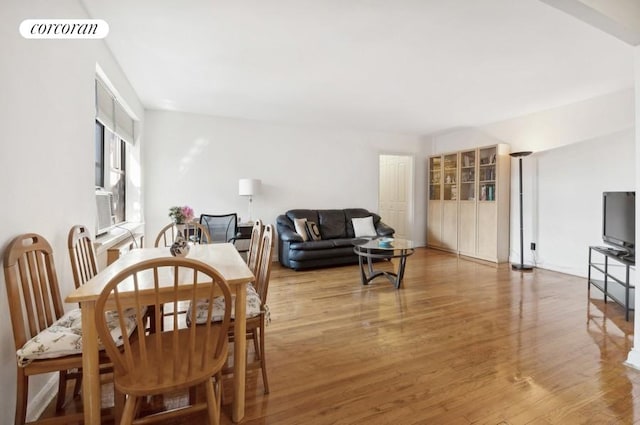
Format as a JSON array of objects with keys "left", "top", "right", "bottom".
[{"left": 588, "top": 246, "right": 635, "bottom": 321}]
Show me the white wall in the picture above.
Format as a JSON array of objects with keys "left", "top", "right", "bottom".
[
  {"left": 143, "top": 110, "right": 427, "bottom": 248},
  {"left": 0, "top": 0, "right": 143, "bottom": 421},
  {"left": 427, "top": 89, "right": 635, "bottom": 276}
]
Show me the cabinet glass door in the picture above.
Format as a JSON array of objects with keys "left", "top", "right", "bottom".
[
  {"left": 429, "top": 156, "right": 442, "bottom": 200},
  {"left": 479, "top": 146, "right": 497, "bottom": 201},
  {"left": 460, "top": 150, "right": 476, "bottom": 201},
  {"left": 443, "top": 153, "right": 458, "bottom": 201}
]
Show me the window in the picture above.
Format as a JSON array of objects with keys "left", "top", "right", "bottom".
[
  {"left": 95, "top": 120, "right": 127, "bottom": 224},
  {"left": 95, "top": 76, "right": 135, "bottom": 227}
]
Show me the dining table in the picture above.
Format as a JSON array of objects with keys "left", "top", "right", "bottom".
[{"left": 65, "top": 243, "right": 255, "bottom": 424}]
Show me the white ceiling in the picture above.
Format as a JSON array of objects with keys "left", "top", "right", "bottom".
[{"left": 81, "top": 0, "right": 634, "bottom": 135}]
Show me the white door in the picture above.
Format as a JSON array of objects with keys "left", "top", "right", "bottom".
[{"left": 379, "top": 155, "right": 413, "bottom": 240}]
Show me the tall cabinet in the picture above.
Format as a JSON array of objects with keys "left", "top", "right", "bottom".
[{"left": 427, "top": 144, "right": 510, "bottom": 263}]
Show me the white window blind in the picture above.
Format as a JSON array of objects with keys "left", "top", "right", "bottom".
[{"left": 95, "top": 79, "right": 135, "bottom": 143}]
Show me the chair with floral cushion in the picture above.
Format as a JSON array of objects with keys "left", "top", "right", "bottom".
[
  {"left": 241, "top": 224, "right": 275, "bottom": 393},
  {"left": 154, "top": 223, "right": 212, "bottom": 329},
  {"left": 67, "top": 224, "right": 110, "bottom": 398},
  {"left": 3, "top": 233, "right": 132, "bottom": 425},
  {"left": 189, "top": 224, "right": 274, "bottom": 393},
  {"left": 94, "top": 257, "right": 232, "bottom": 425}
]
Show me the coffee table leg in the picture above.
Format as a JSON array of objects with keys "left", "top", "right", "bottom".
[
  {"left": 395, "top": 253, "right": 408, "bottom": 289},
  {"left": 366, "top": 249, "right": 375, "bottom": 276},
  {"left": 358, "top": 250, "right": 368, "bottom": 285}
]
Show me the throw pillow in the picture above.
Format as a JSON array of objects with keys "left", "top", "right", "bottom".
[
  {"left": 305, "top": 221, "right": 322, "bottom": 241},
  {"left": 352, "top": 216, "right": 377, "bottom": 238},
  {"left": 293, "top": 218, "right": 309, "bottom": 241}
]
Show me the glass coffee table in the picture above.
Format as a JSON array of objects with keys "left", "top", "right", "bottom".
[{"left": 353, "top": 238, "right": 415, "bottom": 289}]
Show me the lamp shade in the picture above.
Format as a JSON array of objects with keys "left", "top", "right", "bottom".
[{"left": 238, "top": 178, "right": 261, "bottom": 196}]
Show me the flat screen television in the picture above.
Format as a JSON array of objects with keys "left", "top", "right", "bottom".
[{"left": 602, "top": 191, "right": 635, "bottom": 256}]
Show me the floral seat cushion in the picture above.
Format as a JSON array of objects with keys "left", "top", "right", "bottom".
[
  {"left": 17, "top": 307, "right": 139, "bottom": 367},
  {"left": 188, "top": 283, "right": 262, "bottom": 325}
]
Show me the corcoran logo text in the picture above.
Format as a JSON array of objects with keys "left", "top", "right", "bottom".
[{"left": 20, "top": 19, "right": 109, "bottom": 39}]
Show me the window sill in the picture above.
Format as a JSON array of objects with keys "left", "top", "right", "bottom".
[{"left": 95, "top": 222, "right": 144, "bottom": 255}]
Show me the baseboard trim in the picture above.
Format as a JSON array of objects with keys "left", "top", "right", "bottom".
[{"left": 26, "top": 374, "right": 57, "bottom": 422}]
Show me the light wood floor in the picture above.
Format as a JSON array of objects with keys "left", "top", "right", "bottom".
[{"left": 42, "top": 247, "right": 637, "bottom": 424}]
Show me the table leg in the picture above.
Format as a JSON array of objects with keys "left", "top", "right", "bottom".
[
  {"left": 366, "top": 248, "right": 375, "bottom": 276},
  {"left": 391, "top": 256, "right": 399, "bottom": 275},
  {"left": 81, "top": 301, "right": 101, "bottom": 424},
  {"left": 357, "top": 250, "right": 368, "bottom": 285},
  {"left": 395, "top": 254, "right": 408, "bottom": 289},
  {"left": 232, "top": 284, "right": 247, "bottom": 422}
]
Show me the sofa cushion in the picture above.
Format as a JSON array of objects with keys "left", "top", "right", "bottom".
[
  {"left": 318, "top": 209, "right": 346, "bottom": 239},
  {"left": 293, "top": 218, "right": 309, "bottom": 241},
  {"left": 306, "top": 221, "right": 322, "bottom": 240},
  {"left": 352, "top": 216, "right": 377, "bottom": 237},
  {"left": 344, "top": 208, "right": 381, "bottom": 238}
]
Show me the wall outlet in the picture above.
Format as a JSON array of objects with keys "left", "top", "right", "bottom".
[{"left": 530, "top": 242, "right": 536, "bottom": 251}]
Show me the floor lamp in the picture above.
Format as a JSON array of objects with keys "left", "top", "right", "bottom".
[
  {"left": 238, "top": 178, "right": 261, "bottom": 223},
  {"left": 510, "top": 151, "right": 534, "bottom": 271}
]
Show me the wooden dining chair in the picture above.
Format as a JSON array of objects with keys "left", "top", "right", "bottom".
[
  {"left": 3, "top": 233, "right": 114, "bottom": 425},
  {"left": 245, "top": 219, "right": 264, "bottom": 275},
  {"left": 190, "top": 225, "right": 274, "bottom": 393},
  {"left": 154, "top": 223, "right": 212, "bottom": 328},
  {"left": 69, "top": 224, "right": 155, "bottom": 339},
  {"left": 242, "top": 224, "right": 275, "bottom": 393},
  {"left": 154, "top": 222, "right": 212, "bottom": 247},
  {"left": 67, "top": 224, "right": 99, "bottom": 289},
  {"left": 94, "top": 257, "right": 232, "bottom": 425},
  {"left": 67, "top": 224, "right": 106, "bottom": 397}
]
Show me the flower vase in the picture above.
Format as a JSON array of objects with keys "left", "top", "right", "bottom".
[{"left": 170, "top": 223, "right": 190, "bottom": 257}]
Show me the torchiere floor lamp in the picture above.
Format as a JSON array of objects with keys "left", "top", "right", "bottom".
[{"left": 510, "top": 151, "right": 534, "bottom": 271}]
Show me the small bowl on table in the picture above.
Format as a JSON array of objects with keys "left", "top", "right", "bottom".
[{"left": 378, "top": 237, "right": 393, "bottom": 248}]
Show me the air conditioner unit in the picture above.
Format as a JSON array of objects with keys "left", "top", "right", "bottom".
[{"left": 95, "top": 189, "right": 115, "bottom": 236}]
